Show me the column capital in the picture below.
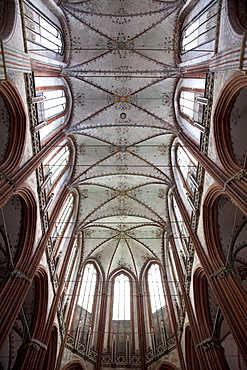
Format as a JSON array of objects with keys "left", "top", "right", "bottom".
[
  {"left": 19, "top": 338, "right": 47, "bottom": 352},
  {"left": 197, "top": 338, "right": 224, "bottom": 352},
  {"left": 209, "top": 266, "right": 235, "bottom": 279}
]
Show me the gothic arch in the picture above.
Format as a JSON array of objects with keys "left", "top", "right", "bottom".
[
  {"left": 157, "top": 361, "right": 178, "bottom": 370},
  {"left": 0, "top": 0, "right": 16, "bottom": 41},
  {"left": 31, "top": 267, "right": 49, "bottom": 339},
  {"left": 0, "top": 80, "right": 27, "bottom": 174},
  {"left": 14, "top": 187, "right": 37, "bottom": 273},
  {"left": 203, "top": 186, "right": 229, "bottom": 269},
  {"left": 173, "top": 0, "right": 200, "bottom": 64},
  {"left": 227, "top": 0, "right": 247, "bottom": 34},
  {"left": 193, "top": 267, "right": 213, "bottom": 338},
  {"left": 42, "top": 326, "right": 58, "bottom": 370},
  {"left": 0, "top": 186, "right": 37, "bottom": 279},
  {"left": 203, "top": 185, "right": 247, "bottom": 274},
  {"left": 61, "top": 360, "right": 85, "bottom": 370},
  {"left": 33, "top": 77, "right": 73, "bottom": 145},
  {"left": 184, "top": 326, "right": 200, "bottom": 370},
  {"left": 213, "top": 72, "right": 247, "bottom": 174}
]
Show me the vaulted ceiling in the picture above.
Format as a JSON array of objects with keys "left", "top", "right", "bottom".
[{"left": 61, "top": 0, "right": 181, "bottom": 278}]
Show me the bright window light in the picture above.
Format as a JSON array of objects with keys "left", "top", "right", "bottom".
[
  {"left": 148, "top": 264, "right": 165, "bottom": 313},
  {"left": 112, "top": 274, "right": 130, "bottom": 320},
  {"left": 78, "top": 263, "right": 97, "bottom": 313}
]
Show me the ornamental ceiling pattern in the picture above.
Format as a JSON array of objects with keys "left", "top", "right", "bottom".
[{"left": 62, "top": 0, "right": 181, "bottom": 277}]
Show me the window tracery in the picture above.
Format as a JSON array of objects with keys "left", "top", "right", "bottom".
[
  {"left": 112, "top": 273, "right": 131, "bottom": 320},
  {"left": 181, "top": 0, "right": 218, "bottom": 59},
  {"left": 42, "top": 89, "right": 66, "bottom": 121},
  {"left": 23, "top": 0, "right": 63, "bottom": 55},
  {"left": 175, "top": 144, "right": 198, "bottom": 202},
  {"left": 179, "top": 90, "right": 204, "bottom": 125},
  {"left": 76, "top": 263, "right": 98, "bottom": 344},
  {"left": 43, "top": 145, "right": 70, "bottom": 195},
  {"left": 51, "top": 193, "right": 74, "bottom": 257},
  {"left": 35, "top": 88, "right": 66, "bottom": 124},
  {"left": 145, "top": 263, "right": 171, "bottom": 349},
  {"left": 111, "top": 273, "right": 132, "bottom": 356}
]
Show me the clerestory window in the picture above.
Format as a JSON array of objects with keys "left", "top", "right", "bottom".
[
  {"left": 147, "top": 263, "right": 165, "bottom": 313},
  {"left": 35, "top": 89, "right": 66, "bottom": 123},
  {"left": 51, "top": 193, "right": 74, "bottom": 256},
  {"left": 176, "top": 144, "right": 198, "bottom": 196},
  {"left": 146, "top": 263, "right": 170, "bottom": 347},
  {"left": 43, "top": 90, "right": 66, "bottom": 120},
  {"left": 77, "top": 263, "right": 98, "bottom": 344},
  {"left": 179, "top": 90, "right": 204, "bottom": 124},
  {"left": 78, "top": 263, "right": 97, "bottom": 313},
  {"left": 43, "top": 145, "right": 70, "bottom": 193},
  {"left": 112, "top": 273, "right": 130, "bottom": 320},
  {"left": 181, "top": 0, "right": 218, "bottom": 57},
  {"left": 23, "top": 0, "right": 63, "bottom": 54}
]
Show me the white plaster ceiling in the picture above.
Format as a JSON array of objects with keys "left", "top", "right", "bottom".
[{"left": 63, "top": 0, "right": 181, "bottom": 278}]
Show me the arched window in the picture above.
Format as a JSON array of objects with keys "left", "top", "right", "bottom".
[
  {"left": 36, "top": 89, "right": 66, "bottom": 123},
  {"left": 76, "top": 263, "right": 97, "bottom": 343},
  {"left": 43, "top": 90, "right": 66, "bottom": 120},
  {"left": 172, "top": 197, "right": 190, "bottom": 259},
  {"left": 64, "top": 240, "right": 77, "bottom": 289},
  {"left": 51, "top": 193, "right": 74, "bottom": 255},
  {"left": 111, "top": 273, "right": 131, "bottom": 357},
  {"left": 23, "top": 0, "right": 63, "bottom": 54},
  {"left": 179, "top": 90, "right": 205, "bottom": 125},
  {"left": 176, "top": 144, "right": 198, "bottom": 197},
  {"left": 43, "top": 145, "right": 70, "bottom": 194},
  {"left": 60, "top": 239, "right": 78, "bottom": 324},
  {"left": 147, "top": 264, "right": 165, "bottom": 313},
  {"left": 78, "top": 263, "right": 97, "bottom": 313},
  {"left": 112, "top": 273, "right": 131, "bottom": 320},
  {"left": 147, "top": 263, "right": 170, "bottom": 347},
  {"left": 181, "top": 0, "right": 218, "bottom": 58}
]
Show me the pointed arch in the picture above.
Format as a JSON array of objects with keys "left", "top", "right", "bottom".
[
  {"left": 61, "top": 360, "right": 85, "bottom": 370},
  {"left": 184, "top": 326, "right": 200, "bottom": 370},
  {"left": 213, "top": 72, "right": 247, "bottom": 174},
  {"left": 0, "top": 0, "right": 16, "bottom": 41},
  {"left": 31, "top": 267, "right": 49, "bottom": 339},
  {"left": 0, "top": 80, "right": 27, "bottom": 174},
  {"left": 0, "top": 186, "right": 37, "bottom": 277},
  {"left": 158, "top": 362, "right": 178, "bottom": 370},
  {"left": 42, "top": 326, "right": 58, "bottom": 370},
  {"left": 193, "top": 267, "right": 213, "bottom": 338},
  {"left": 227, "top": 0, "right": 247, "bottom": 34}
]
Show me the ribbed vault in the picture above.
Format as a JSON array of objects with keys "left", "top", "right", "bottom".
[{"left": 62, "top": 0, "right": 181, "bottom": 278}]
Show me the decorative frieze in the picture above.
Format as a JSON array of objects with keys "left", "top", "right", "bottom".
[{"left": 65, "top": 334, "right": 175, "bottom": 366}]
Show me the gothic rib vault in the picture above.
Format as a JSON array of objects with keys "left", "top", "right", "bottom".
[{"left": 61, "top": 0, "right": 181, "bottom": 276}]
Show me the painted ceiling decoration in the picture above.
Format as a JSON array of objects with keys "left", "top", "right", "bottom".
[{"left": 62, "top": 0, "right": 181, "bottom": 277}]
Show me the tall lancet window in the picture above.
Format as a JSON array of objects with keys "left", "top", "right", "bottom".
[
  {"left": 113, "top": 273, "right": 130, "bottom": 320},
  {"left": 181, "top": 0, "right": 218, "bottom": 57},
  {"left": 43, "top": 90, "right": 66, "bottom": 120},
  {"left": 111, "top": 273, "right": 131, "bottom": 357},
  {"left": 51, "top": 193, "right": 74, "bottom": 256},
  {"left": 77, "top": 263, "right": 97, "bottom": 344},
  {"left": 23, "top": 0, "right": 63, "bottom": 54},
  {"left": 148, "top": 264, "right": 165, "bottom": 313},
  {"left": 179, "top": 90, "right": 204, "bottom": 124},
  {"left": 43, "top": 145, "right": 70, "bottom": 193},
  {"left": 147, "top": 264, "right": 169, "bottom": 347},
  {"left": 176, "top": 144, "right": 197, "bottom": 197}
]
